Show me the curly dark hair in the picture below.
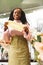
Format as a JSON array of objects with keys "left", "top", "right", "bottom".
[{"left": 9, "top": 8, "right": 27, "bottom": 24}]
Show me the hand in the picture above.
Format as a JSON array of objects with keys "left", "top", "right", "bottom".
[
  {"left": 23, "top": 27, "right": 29, "bottom": 35},
  {"left": 22, "top": 28, "right": 32, "bottom": 41}
]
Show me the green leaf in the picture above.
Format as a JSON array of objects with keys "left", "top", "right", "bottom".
[{"left": 37, "top": 35, "right": 41, "bottom": 42}]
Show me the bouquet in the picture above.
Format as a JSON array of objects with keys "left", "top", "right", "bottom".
[
  {"left": 31, "top": 29, "right": 43, "bottom": 61},
  {"left": 6, "top": 20, "right": 29, "bottom": 33}
]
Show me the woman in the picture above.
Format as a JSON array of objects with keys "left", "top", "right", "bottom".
[{"left": 3, "top": 8, "right": 32, "bottom": 65}]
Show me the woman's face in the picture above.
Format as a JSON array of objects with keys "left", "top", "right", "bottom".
[{"left": 13, "top": 9, "right": 21, "bottom": 20}]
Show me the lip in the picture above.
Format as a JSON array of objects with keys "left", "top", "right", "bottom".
[
  {"left": 15, "top": 15, "right": 19, "bottom": 18},
  {"left": 16, "top": 15, "right": 19, "bottom": 17}
]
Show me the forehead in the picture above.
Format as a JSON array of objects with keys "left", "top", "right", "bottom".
[{"left": 14, "top": 9, "right": 21, "bottom": 12}]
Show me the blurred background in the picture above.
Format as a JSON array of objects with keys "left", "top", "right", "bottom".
[{"left": 0, "top": 0, "right": 43, "bottom": 65}]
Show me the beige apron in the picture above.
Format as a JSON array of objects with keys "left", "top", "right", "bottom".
[{"left": 8, "top": 36, "right": 30, "bottom": 65}]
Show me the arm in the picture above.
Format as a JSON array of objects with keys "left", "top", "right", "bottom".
[
  {"left": 23, "top": 30, "right": 32, "bottom": 41},
  {"left": 9, "top": 29, "right": 23, "bottom": 37},
  {"left": 3, "top": 29, "right": 11, "bottom": 44},
  {"left": 22, "top": 23, "right": 32, "bottom": 41},
  {"left": 3, "top": 28, "right": 23, "bottom": 43}
]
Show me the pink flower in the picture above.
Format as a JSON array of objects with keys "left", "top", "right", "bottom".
[{"left": 34, "top": 42, "right": 43, "bottom": 53}]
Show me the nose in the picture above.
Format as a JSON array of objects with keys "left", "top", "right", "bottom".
[{"left": 16, "top": 12, "right": 18, "bottom": 15}]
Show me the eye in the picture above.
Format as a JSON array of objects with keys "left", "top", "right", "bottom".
[{"left": 14, "top": 11, "right": 17, "bottom": 14}]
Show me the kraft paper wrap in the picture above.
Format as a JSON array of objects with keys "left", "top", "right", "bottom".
[{"left": 7, "top": 20, "right": 28, "bottom": 32}]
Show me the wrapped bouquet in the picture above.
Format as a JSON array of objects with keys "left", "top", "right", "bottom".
[{"left": 6, "top": 20, "right": 29, "bottom": 33}]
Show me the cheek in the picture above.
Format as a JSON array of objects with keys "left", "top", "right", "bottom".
[
  {"left": 13, "top": 14, "right": 15, "bottom": 18},
  {"left": 19, "top": 14, "right": 21, "bottom": 18}
]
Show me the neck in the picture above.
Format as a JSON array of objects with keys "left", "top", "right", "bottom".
[{"left": 14, "top": 20, "right": 21, "bottom": 23}]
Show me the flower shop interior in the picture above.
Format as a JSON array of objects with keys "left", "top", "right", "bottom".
[{"left": 0, "top": 0, "right": 43, "bottom": 65}]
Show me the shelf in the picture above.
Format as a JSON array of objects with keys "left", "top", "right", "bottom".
[{"left": 0, "top": 60, "right": 8, "bottom": 62}]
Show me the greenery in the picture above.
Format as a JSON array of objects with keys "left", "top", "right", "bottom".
[
  {"left": 31, "top": 35, "right": 41, "bottom": 61},
  {"left": 37, "top": 35, "right": 41, "bottom": 42},
  {"left": 31, "top": 35, "right": 41, "bottom": 44}
]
